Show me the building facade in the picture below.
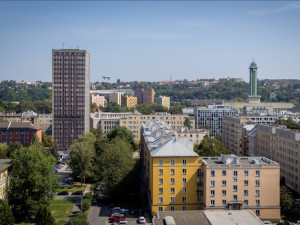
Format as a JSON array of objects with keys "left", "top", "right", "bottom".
[
  {"left": 109, "top": 92, "right": 122, "bottom": 106},
  {"left": 256, "top": 124, "right": 300, "bottom": 193},
  {"left": 156, "top": 96, "right": 170, "bottom": 109},
  {"left": 52, "top": 49, "right": 90, "bottom": 150},
  {"left": 0, "top": 122, "right": 42, "bottom": 146},
  {"left": 143, "top": 89, "right": 155, "bottom": 104},
  {"left": 91, "top": 94, "right": 107, "bottom": 108},
  {"left": 134, "top": 88, "right": 144, "bottom": 104},
  {"left": 194, "top": 105, "right": 239, "bottom": 137},
  {"left": 122, "top": 95, "right": 137, "bottom": 109},
  {"left": 176, "top": 127, "right": 209, "bottom": 144},
  {"left": 0, "top": 159, "right": 12, "bottom": 200},
  {"left": 202, "top": 155, "right": 280, "bottom": 220}
]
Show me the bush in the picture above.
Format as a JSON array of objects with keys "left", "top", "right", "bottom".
[
  {"left": 79, "top": 199, "right": 91, "bottom": 212},
  {"left": 66, "top": 213, "right": 88, "bottom": 225}
]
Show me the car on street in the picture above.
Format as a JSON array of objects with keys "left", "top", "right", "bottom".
[
  {"left": 138, "top": 216, "right": 146, "bottom": 224},
  {"left": 263, "top": 222, "right": 272, "bottom": 225},
  {"left": 71, "top": 191, "right": 83, "bottom": 195},
  {"left": 118, "top": 221, "right": 128, "bottom": 225},
  {"left": 57, "top": 191, "right": 69, "bottom": 195}
]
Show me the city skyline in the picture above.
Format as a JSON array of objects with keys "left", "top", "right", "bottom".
[{"left": 0, "top": 1, "right": 300, "bottom": 82}]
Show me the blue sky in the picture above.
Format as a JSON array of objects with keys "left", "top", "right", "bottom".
[{"left": 0, "top": 1, "right": 300, "bottom": 82}]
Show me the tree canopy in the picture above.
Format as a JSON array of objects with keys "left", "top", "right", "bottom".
[
  {"left": 0, "top": 199, "right": 14, "bottom": 225},
  {"left": 194, "top": 135, "right": 229, "bottom": 156}
]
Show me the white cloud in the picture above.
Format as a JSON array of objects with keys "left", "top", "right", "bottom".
[{"left": 249, "top": 2, "right": 300, "bottom": 16}]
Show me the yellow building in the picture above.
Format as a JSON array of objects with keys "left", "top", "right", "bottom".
[
  {"left": 120, "top": 113, "right": 195, "bottom": 141},
  {"left": 0, "top": 159, "right": 12, "bottom": 200},
  {"left": 141, "top": 120, "right": 203, "bottom": 212},
  {"left": 122, "top": 95, "right": 137, "bottom": 109},
  {"left": 156, "top": 96, "right": 170, "bottom": 109},
  {"left": 202, "top": 155, "right": 280, "bottom": 220}
]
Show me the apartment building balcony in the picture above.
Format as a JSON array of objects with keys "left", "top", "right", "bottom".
[{"left": 197, "top": 181, "right": 203, "bottom": 186}]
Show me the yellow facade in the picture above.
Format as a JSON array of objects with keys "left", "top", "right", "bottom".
[
  {"left": 156, "top": 96, "right": 170, "bottom": 109},
  {"left": 0, "top": 159, "right": 12, "bottom": 200},
  {"left": 122, "top": 95, "right": 137, "bottom": 109}
]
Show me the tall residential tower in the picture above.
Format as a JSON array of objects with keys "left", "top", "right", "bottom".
[
  {"left": 249, "top": 61, "right": 258, "bottom": 96},
  {"left": 52, "top": 49, "right": 90, "bottom": 150}
]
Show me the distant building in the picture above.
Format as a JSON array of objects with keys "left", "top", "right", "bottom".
[
  {"left": 134, "top": 88, "right": 144, "bottom": 104},
  {"left": 52, "top": 49, "right": 90, "bottom": 151},
  {"left": 36, "top": 114, "right": 52, "bottom": 135},
  {"left": 176, "top": 127, "right": 209, "bottom": 144},
  {"left": 121, "top": 95, "right": 137, "bottom": 109},
  {"left": 91, "top": 94, "right": 107, "bottom": 108},
  {"left": 0, "top": 112, "right": 22, "bottom": 123},
  {"left": 257, "top": 124, "right": 300, "bottom": 193},
  {"left": 0, "top": 159, "right": 12, "bottom": 200},
  {"left": 109, "top": 92, "right": 122, "bottom": 106},
  {"left": 156, "top": 96, "right": 170, "bottom": 109},
  {"left": 219, "top": 77, "right": 244, "bottom": 83},
  {"left": 194, "top": 105, "right": 239, "bottom": 137},
  {"left": 0, "top": 122, "right": 42, "bottom": 146},
  {"left": 143, "top": 89, "right": 155, "bottom": 104},
  {"left": 249, "top": 61, "right": 258, "bottom": 96}
]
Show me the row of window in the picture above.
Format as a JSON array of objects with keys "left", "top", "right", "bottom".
[
  {"left": 159, "top": 187, "right": 187, "bottom": 194},
  {"left": 158, "top": 206, "right": 187, "bottom": 211},
  {"left": 211, "top": 170, "right": 260, "bottom": 177},
  {"left": 159, "top": 178, "right": 187, "bottom": 185},
  {"left": 210, "top": 180, "right": 260, "bottom": 187},
  {"left": 159, "top": 196, "right": 187, "bottom": 203},
  {"left": 159, "top": 168, "right": 187, "bottom": 175},
  {"left": 210, "top": 189, "right": 260, "bottom": 197},
  {"left": 159, "top": 159, "right": 187, "bottom": 166},
  {"left": 210, "top": 199, "right": 261, "bottom": 206}
]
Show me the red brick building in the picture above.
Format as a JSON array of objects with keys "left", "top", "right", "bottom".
[
  {"left": 0, "top": 122, "right": 42, "bottom": 146},
  {"left": 134, "top": 88, "right": 154, "bottom": 104}
]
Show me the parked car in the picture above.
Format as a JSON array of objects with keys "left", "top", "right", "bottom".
[
  {"left": 53, "top": 168, "right": 58, "bottom": 173},
  {"left": 263, "top": 222, "right": 272, "bottom": 225},
  {"left": 71, "top": 191, "right": 83, "bottom": 195},
  {"left": 138, "top": 216, "right": 146, "bottom": 224},
  {"left": 57, "top": 191, "right": 69, "bottom": 195},
  {"left": 118, "top": 221, "right": 128, "bottom": 225}
]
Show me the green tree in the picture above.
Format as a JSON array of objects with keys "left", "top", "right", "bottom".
[
  {"left": 194, "top": 135, "right": 229, "bottom": 156},
  {"left": 35, "top": 204, "right": 55, "bottom": 225},
  {"left": 106, "top": 126, "right": 134, "bottom": 147},
  {"left": 8, "top": 145, "right": 58, "bottom": 223},
  {"left": 6, "top": 143, "right": 22, "bottom": 158},
  {"left": 184, "top": 117, "right": 192, "bottom": 129},
  {"left": 69, "top": 141, "right": 95, "bottom": 187},
  {"left": 66, "top": 212, "right": 89, "bottom": 225},
  {"left": 0, "top": 143, "right": 8, "bottom": 158},
  {"left": 280, "top": 185, "right": 294, "bottom": 214},
  {"left": 95, "top": 138, "right": 135, "bottom": 196},
  {"left": 79, "top": 199, "right": 91, "bottom": 212},
  {"left": 0, "top": 199, "right": 15, "bottom": 225}
]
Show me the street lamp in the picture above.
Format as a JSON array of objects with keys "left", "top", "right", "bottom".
[{"left": 80, "top": 195, "right": 83, "bottom": 213}]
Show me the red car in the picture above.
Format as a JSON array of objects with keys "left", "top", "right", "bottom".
[{"left": 109, "top": 214, "right": 122, "bottom": 222}]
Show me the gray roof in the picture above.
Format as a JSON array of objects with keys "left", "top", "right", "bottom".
[
  {"left": 153, "top": 211, "right": 210, "bottom": 225},
  {"left": 204, "top": 210, "right": 264, "bottom": 225},
  {"left": 0, "top": 122, "right": 39, "bottom": 130},
  {"left": 224, "top": 101, "right": 294, "bottom": 109},
  {"left": 0, "top": 159, "right": 12, "bottom": 171}
]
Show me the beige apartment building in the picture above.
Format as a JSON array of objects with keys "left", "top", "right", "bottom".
[
  {"left": 109, "top": 92, "right": 122, "bottom": 106},
  {"left": 122, "top": 95, "right": 137, "bottom": 109},
  {"left": 202, "top": 155, "right": 280, "bottom": 220},
  {"left": 91, "top": 94, "right": 107, "bottom": 108},
  {"left": 120, "top": 113, "right": 195, "bottom": 141},
  {"left": 257, "top": 124, "right": 300, "bottom": 193},
  {"left": 176, "top": 127, "right": 209, "bottom": 144},
  {"left": 156, "top": 96, "right": 170, "bottom": 109}
]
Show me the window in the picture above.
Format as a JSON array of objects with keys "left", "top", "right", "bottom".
[
  {"left": 171, "top": 197, "right": 175, "bottom": 203},
  {"left": 222, "top": 180, "right": 227, "bottom": 186},
  {"left": 159, "top": 207, "right": 163, "bottom": 211},
  {"left": 182, "top": 169, "right": 187, "bottom": 175},
  {"left": 171, "top": 178, "right": 175, "bottom": 184},
  {"left": 255, "top": 170, "right": 260, "bottom": 177},
  {"left": 256, "top": 200, "right": 260, "bottom": 206},
  {"left": 182, "top": 159, "right": 187, "bottom": 165},
  {"left": 222, "top": 200, "right": 227, "bottom": 205},
  {"left": 171, "top": 159, "right": 175, "bottom": 165},
  {"left": 171, "top": 188, "right": 175, "bottom": 194},
  {"left": 233, "top": 185, "right": 238, "bottom": 192},
  {"left": 210, "top": 190, "right": 215, "bottom": 197},
  {"left": 222, "top": 170, "right": 227, "bottom": 176},
  {"left": 255, "top": 190, "right": 260, "bottom": 196},
  {"left": 182, "top": 187, "right": 187, "bottom": 193},
  {"left": 182, "top": 178, "right": 187, "bottom": 184},
  {"left": 159, "top": 178, "right": 163, "bottom": 185},
  {"left": 244, "top": 170, "right": 249, "bottom": 176},
  {"left": 244, "top": 180, "right": 248, "bottom": 186},
  {"left": 211, "top": 171, "right": 215, "bottom": 177},
  {"left": 159, "top": 169, "right": 163, "bottom": 175},
  {"left": 222, "top": 190, "right": 226, "bottom": 196},
  {"left": 233, "top": 195, "right": 238, "bottom": 201},
  {"left": 233, "top": 177, "right": 238, "bottom": 182},
  {"left": 182, "top": 206, "right": 187, "bottom": 211},
  {"left": 170, "top": 207, "right": 175, "bottom": 211},
  {"left": 159, "top": 188, "right": 163, "bottom": 194},
  {"left": 182, "top": 197, "right": 187, "bottom": 203},
  {"left": 210, "top": 200, "right": 215, "bottom": 206},
  {"left": 255, "top": 180, "right": 260, "bottom": 187},
  {"left": 159, "top": 197, "right": 163, "bottom": 203},
  {"left": 244, "top": 200, "right": 249, "bottom": 206},
  {"left": 171, "top": 169, "right": 175, "bottom": 175},
  {"left": 256, "top": 210, "right": 260, "bottom": 216},
  {"left": 244, "top": 190, "right": 248, "bottom": 196},
  {"left": 197, "top": 196, "right": 201, "bottom": 202},
  {"left": 233, "top": 171, "right": 238, "bottom": 176},
  {"left": 159, "top": 159, "right": 163, "bottom": 166},
  {"left": 210, "top": 180, "right": 215, "bottom": 187}
]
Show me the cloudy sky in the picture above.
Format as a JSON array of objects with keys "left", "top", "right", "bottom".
[{"left": 0, "top": 1, "right": 300, "bottom": 82}]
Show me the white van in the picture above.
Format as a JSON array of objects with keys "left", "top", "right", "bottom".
[{"left": 294, "top": 199, "right": 300, "bottom": 205}]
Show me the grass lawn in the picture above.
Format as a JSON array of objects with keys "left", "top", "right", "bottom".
[
  {"left": 50, "top": 204, "right": 73, "bottom": 218},
  {"left": 55, "top": 221, "right": 67, "bottom": 225},
  {"left": 56, "top": 182, "right": 87, "bottom": 193},
  {"left": 50, "top": 199, "right": 75, "bottom": 204}
]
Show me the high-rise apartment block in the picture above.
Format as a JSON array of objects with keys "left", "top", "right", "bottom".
[
  {"left": 109, "top": 92, "right": 122, "bottom": 106},
  {"left": 121, "top": 95, "right": 137, "bottom": 109},
  {"left": 256, "top": 124, "right": 300, "bottom": 193},
  {"left": 52, "top": 49, "right": 90, "bottom": 150},
  {"left": 194, "top": 105, "right": 238, "bottom": 137},
  {"left": 134, "top": 88, "right": 154, "bottom": 104},
  {"left": 156, "top": 96, "right": 170, "bottom": 109}
]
